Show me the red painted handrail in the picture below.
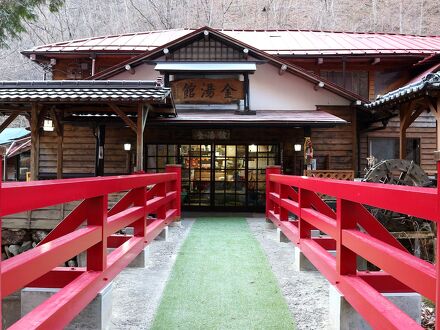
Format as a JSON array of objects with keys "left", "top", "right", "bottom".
[
  {"left": 0, "top": 161, "right": 181, "bottom": 329},
  {"left": 266, "top": 165, "right": 437, "bottom": 330}
]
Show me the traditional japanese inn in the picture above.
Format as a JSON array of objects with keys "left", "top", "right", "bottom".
[
  {"left": 2, "top": 26, "right": 440, "bottom": 217},
  {"left": 2, "top": 23, "right": 440, "bottom": 330}
]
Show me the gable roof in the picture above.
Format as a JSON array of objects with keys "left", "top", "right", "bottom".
[
  {"left": 88, "top": 26, "right": 366, "bottom": 103},
  {"left": 22, "top": 28, "right": 440, "bottom": 57}
]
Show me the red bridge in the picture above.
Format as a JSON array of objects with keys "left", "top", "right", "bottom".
[
  {"left": 0, "top": 163, "right": 181, "bottom": 329},
  {"left": 0, "top": 158, "right": 438, "bottom": 329},
  {"left": 266, "top": 165, "right": 438, "bottom": 330}
]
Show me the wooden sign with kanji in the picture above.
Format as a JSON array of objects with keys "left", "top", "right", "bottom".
[{"left": 171, "top": 78, "right": 244, "bottom": 104}]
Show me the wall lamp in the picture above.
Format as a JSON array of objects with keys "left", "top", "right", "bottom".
[{"left": 314, "top": 81, "right": 325, "bottom": 91}]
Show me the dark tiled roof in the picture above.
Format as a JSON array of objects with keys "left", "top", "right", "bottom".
[
  {"left": 365, "top": 73, "right": 440, "bottom": 110},
  {"left": 0, "top": 80, "right": 170, "bottom": 103}
]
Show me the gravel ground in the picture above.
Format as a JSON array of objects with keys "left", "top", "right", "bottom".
[
  {"left": 246, "top": 217, "right": 330, "bottom": 330},
  {"left": 110, "top": 219, "right": 194, "bottom": 329}
]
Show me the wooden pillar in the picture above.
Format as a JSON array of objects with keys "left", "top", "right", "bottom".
[
  {"left": 436, "top": 99, "right": 440, "bottom": 151},
  {"left": 50, "top": 108, "right": 63, "bottom": 179},
  {"left": 136, "top": 104, "right": 148, "bottom": 172},
  {"left": 399, "top": 111, "right": 408, "bottom": 160},
  {"left": 57, "top": 135, "right": 63, "bottom": 179},
  {"left": 95, "top": 125, "right": 105, "bottom": 176},
  {"left": 30, "top": 104, "right": 40, "bottom": 181},
  {"left": 351, "top": 107, "right": 358, "bottom": 174},
  {"left": 399, "top": 103, "right": 413, "bottom": 160}
]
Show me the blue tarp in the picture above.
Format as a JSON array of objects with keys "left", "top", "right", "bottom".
[{"left": 0, "top": 127, "right": 30, "bottom": 145}]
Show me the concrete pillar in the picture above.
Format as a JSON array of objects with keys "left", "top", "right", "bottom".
[
  {"left": 265, "top": 218, "right": 276, "bottom": 229},
  {"left": 107, "top": 246, "right": 151, "bottom": 268},
  {"left": 3, "top": 291, "right": 21, "bottom": 328},
  {"left": 169, "top": 219, "right": 182, "bottom": 228},
  {"left": 311, "top": 229, "right": 321, "bottom": 237},
  {"left": 277, "top": 228, "right": 290, "bottom": 243},
  {"left": 21, "top": 283, "right": 113, "bottom": 330},
  {"left": 294, "top": 246, "right": 317, "bottom": 271},
  {"left": 79, "top": 246, "right": 151, "bottom": 269},
  {"left": 155, "top": 226, "right": 169, "bottom": 241},
  {"left": 328, "top": 284, "right": 421, "bottom": 330}
]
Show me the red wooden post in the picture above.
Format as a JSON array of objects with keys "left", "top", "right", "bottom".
[
  {"left": 166, "top": 165, "right": 181, "bottom": 220},
  {"left": 298, "top": 189, "right": 313, "bottom": 244},
  {"left": 0, "top": 147, "right": 4, "bottom": 327},
  {"left": 435, "top": 151, "right": 440, "bottom": 327},
  {"left": 132, "top": 187, "right": 147, "bottom": 240},
  {"left": 87, "top": 195, "right": 108, "bottom": 271},
  {"left": 157, "top": 181, "right": 167, "bottom": 220},
  {"left": 336, "top": 198, "right": 357, "bottom": 280},
  {"left": 266, "top": 166, "right": 281, "bottom": 219},
  {"left": 279, "top": 184, "right": 289, "bottom": 221}
]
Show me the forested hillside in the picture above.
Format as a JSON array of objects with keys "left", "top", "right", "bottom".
[{"left": 1, "top": 0, "right": 440, "bottom": 80}]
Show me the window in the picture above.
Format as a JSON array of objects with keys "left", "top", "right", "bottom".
[
  {"left": 368, "top": 138, "right": 420, "bottom": 164},
  {"left": 374, "top": 71, "right": 401, "bottom": 99},
  {"left": 320, "top": 71, "right": 368, "bottom": 99},
  {"left": 145, "top": 145, "right": 177, "bottom": 173}
]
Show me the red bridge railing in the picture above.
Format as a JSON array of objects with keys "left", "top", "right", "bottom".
[
  {"left": 266, "top": 165, "right": 438, "bottom": 330},
  {"left": 0, "top": 162, "right": 181, "bottom": 329}
]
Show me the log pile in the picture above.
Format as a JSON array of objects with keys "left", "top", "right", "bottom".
[{"left": 1, "top": 229, "right": 79, "bottom": 266}]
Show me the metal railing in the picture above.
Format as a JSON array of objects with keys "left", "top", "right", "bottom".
[
  {"left": 0, "top": 158, "right": 181, "bottom": 329},
  {"left": 266, "top": 164, "right": 437, "bottom": 329}
]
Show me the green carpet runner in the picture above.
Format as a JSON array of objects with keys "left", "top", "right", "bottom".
[{"left": 151, "top": 217, "right": 295, "bottom": 329}]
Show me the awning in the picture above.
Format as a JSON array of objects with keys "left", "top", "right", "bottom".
[
  {"left": 155, "top": 62, "right": 257, "bottom": 74},
  {"left": 0, "top": 128, "right": 30, "bottom": 144},
  {"left": 149, "top": 110, "right": 347, "bottom": 126},
  {"left": 0, "top": 80, "right": 171, "bottom": 103}
]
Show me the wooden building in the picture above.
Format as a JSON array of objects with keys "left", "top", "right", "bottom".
[
  {"left": 0, "top": 128, "right": 31, "bottom": 181},
  {"left": 1, "top": 26, "right": 440, "bottom": 227}
]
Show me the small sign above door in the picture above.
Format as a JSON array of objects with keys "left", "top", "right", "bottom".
[
  {"left": 192, "top": 129, "right": 230, "bottom": 140},
  {"left": 171, "top": 78, "right": 244, "bottom": 104}
]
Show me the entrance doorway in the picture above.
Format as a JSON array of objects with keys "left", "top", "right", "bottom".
[{"left": 146, "top": 144, "right": 279, "bottom": 210}]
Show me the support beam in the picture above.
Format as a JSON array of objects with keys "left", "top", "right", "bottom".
[
  {"left": 49, "top": 108, "right": 63, "bottom": 137},
  {"left": 108, "top": 103, "right": 137, "bottom": 133},
  {"left": 136, "top": 104, "right": 147, "bottom": 172},
  {"left": 30, "top": 104, "right": 40, "bottom": 181},
  {"left": 399, "top": 102, "right": 414, "bottom": 159},
  {"left": 0, "top": 112, "right": 19, "bottom": 134}
]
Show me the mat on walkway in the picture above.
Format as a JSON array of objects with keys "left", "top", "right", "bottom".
[{"left": 151, "top": 217, "right": 295, "bottom": 329}]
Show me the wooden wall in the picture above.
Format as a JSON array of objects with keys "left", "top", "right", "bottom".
[
  {"left": 39, "top": 125, "right": 96, "bottom": 178},
  {"left": 360, "top": 111, "right": 437, "bottom": 175},
  {"left": 104, "top": 126, "right": 135, "bottom": 175},
  {"left": 5, "top": 123, "right": 135, "bottom": 229},
  {"left": 52, "top": 56, "right": 132, "bottom": 80},
  {"left": 311, "top": 106, "right": 356, "bottom": 172}
]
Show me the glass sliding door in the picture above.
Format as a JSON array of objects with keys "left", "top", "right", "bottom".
[
  {"left": 145, "top": 143, "right": 279, "bottom": 210},
  {"left": 180, "top": 144, "right": 211, "bottom": 207},
  {"left": 247, "top": 144, "right": 278, "bottom": 207},
  {"left": 213, "top": 145, "right": 246, "bottom": 207}
]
